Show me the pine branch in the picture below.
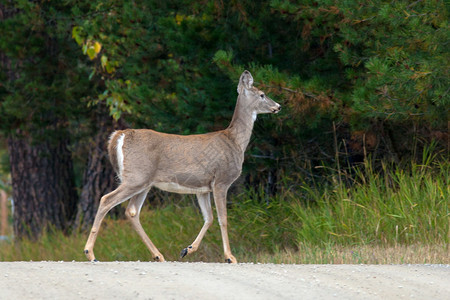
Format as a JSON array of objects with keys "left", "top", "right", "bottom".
[{"left": 260, "top": 84, "right": 321, "bottom": 101}]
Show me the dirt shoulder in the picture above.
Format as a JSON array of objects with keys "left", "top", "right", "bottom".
[{"left": 0, "top": 262, "right": 448, "bottom": 299}]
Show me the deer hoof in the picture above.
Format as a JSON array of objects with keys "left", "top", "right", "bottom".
[
  {"left": 180, "top": 245, "right": 193, "bottom": 258},
  {"left": 225, "top": 255, "right": 237, "bottom": 264},
  {"left": 180, "top": 248, "right": 188, "bottom": 258},
  {"left": 84, "top": 249, "right": 97, "bottom": 262},
  {"left": 154, "top": 255, "right": 165, "bottom": 262}
]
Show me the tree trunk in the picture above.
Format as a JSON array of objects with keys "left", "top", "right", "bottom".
[
  {"left": 2, "top": 3, "right": 77, "bottom": 239},
  {"left": 8, "top": 132, "right": 78, "bottom": 239},
  {"left": 74, "top": 109, "right": 126, "bottom": 231}
]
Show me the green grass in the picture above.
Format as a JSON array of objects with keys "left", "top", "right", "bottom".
[
  {"left": 0, "top": 158, "right": 448, "bottom": 264},
  {"left": 287, "top": 160, "right": 449, "bottom": 247}
]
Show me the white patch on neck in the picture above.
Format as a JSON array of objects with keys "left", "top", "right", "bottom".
[
  {"left": 116, "top": 133, "right": 125, "bottom": 181},
  {"left": 252, "top": 111, "right": 257, "bottom": 121}
]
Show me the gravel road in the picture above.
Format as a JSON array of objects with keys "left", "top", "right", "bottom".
[{"left": 0, "top": 262, "right": 449, "bottom": 299}]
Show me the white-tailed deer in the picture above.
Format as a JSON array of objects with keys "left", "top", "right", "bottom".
[{"left": 84, "top": 70, "right": 281, "bottom": 263}]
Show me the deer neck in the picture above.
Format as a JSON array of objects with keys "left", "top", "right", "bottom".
[{"left": 225, "top": 96, "right": 255, "bottom": 152}]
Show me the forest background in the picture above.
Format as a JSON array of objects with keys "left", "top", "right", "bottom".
[{"left": 0, "top": 0, "right": 448, "bottom": 263}]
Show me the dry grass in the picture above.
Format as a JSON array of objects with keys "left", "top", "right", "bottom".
[{"left": 243, "top": 244, "right": 449, "bottom": 264}]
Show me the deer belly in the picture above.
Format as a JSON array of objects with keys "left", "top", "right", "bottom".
[{"left": 153, "top": 182, "right": 211, "bottom": 194}]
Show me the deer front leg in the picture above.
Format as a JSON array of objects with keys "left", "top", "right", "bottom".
[
  {"left": 180, "top": 193, "right": 213, "bottom": 259},
  {"left": 213, "top": 184, "right": 237, "bottom": 264}
]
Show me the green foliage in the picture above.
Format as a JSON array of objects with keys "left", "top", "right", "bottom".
[
  {"left": 65, "top": 0, "right": 448, "bottom": 185},
  {"left": 1, "top": 0, "right": 447, "bottom": 147},
  {"left": 70, "top": 1, "right": 239, "bottom": 134},
  {"left": 3, "top": 0, "right": 447, "bottom": 184},
  {"left": 0, "top": 0, "right": 94, "bottom": 138}
]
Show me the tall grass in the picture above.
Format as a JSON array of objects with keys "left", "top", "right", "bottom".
[
  {"left": 228, "top": 158, "right": 449, "bottom": 263},
  {"left": 288, "top": 159, "right": 449, "bottom": 247},
  {"left": 0, "top": 157, "right": 448, "bottom": 263}
]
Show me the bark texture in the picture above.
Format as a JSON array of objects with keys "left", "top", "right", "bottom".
[
  {"left": 2, "top": 3, "right": 77, "bottom": 239},
  {"left": 8, "top": 133, "right": 78, "bottom": 238},
  {"left": 74, "top": 109, "right": 126, "bottom": 231}
]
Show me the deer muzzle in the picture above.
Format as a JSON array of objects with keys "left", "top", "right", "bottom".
[{"left": 271, "top": 104, "right": 281, "bottom": 113}]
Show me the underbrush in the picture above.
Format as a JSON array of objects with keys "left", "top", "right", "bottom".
[{"left": 0, "top": 158, "right": 448, "bottom": 264}]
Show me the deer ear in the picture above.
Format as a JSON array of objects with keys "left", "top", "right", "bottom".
[{"left": 237, "top": 70, "right": 254, "bottom": 94}]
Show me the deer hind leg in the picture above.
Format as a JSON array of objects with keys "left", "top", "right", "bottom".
[
  {"left": 125, "top": 188, "right": 165, "bottom": 262},
  {"left": 180, "top": 193, "right": 213, "bottom": 259},
  {"left": 213, "top": 184, "right": 237, "bottom": 264},
  {"left": 84, "top": 184, "right": 146, "bottom": 262}
]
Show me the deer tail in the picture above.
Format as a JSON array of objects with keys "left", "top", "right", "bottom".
[{"left": 108, "top": 130, "right": 126, "bottom": 182}]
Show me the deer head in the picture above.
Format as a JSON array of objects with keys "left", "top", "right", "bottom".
[{"left": 237, "top": 70, "right": 281, "bottom": 120}]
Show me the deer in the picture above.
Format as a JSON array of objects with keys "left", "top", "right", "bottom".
[{"left": 84, "top": 70, "right": 281, "bottom": 263}]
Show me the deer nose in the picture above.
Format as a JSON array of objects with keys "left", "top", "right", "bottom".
[{"left": 271, "top": 104, "right": 281, "bottom": 113}]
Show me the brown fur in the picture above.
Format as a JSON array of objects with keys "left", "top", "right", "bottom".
[{"left": 84, "top": 70, "right": 281, "bottom": 263}]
